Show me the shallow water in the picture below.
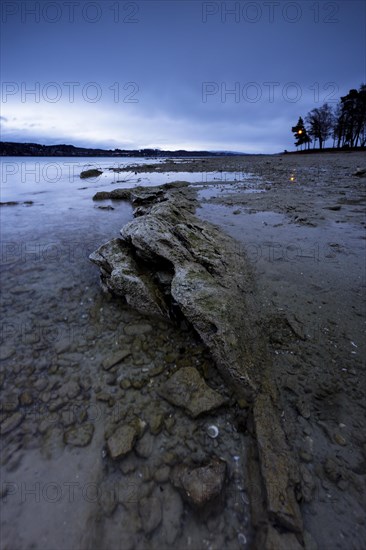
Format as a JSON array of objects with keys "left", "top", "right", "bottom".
[{"left": 1, "top": 158, "right": 252, "bottom": 550}]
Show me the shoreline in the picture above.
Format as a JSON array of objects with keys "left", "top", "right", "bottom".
[{"left": 1, "top": 151, "right": 365, "bottom": 549}]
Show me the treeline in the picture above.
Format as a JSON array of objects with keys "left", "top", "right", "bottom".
[
  {"left": 0, "top": 142, "right": 238, "bottom": 158},
  {"left": 292, "top": 84, "right": 366, "bottom": 150}
]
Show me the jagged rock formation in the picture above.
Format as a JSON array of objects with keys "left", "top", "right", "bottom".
[
  {"left": 90, "top": 182, "right": 264, "bottom": 398},
  {"left": 90, "top": 182, "right": 305, "bottom": 548}
]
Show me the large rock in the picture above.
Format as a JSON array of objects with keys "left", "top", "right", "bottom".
[
  {"left": 158, "top": 366, "right": 227, "bottom": 418},
  {"left": 89, "top": 238, "right": 168, "bottom": 317},
  {"left": 171, "top": 457, "right": 227, "bottom": 507},
  {"left": 90, "top": 183, "right": 264, "bottom": 400}
]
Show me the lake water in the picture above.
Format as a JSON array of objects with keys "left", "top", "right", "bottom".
[{"left": 0, "top": 157, "right": 251, "bottom": 550}]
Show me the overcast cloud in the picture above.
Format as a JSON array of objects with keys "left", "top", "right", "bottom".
[{"left": 1, "top": 0, "right": 365, "bottom": 152}]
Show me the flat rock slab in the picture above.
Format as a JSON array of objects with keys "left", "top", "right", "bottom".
[
  {"left": 171, "top": 457, "right": 227, "bottom": 507},
  {"left": 107, "top": 424, "right": 138, "bottom": 460},
  {"left": 158, "top": 367, "right": 228, "bottom": 418},
  {"left": 64, "top": 423, "right": 94, "bottom": 447}
]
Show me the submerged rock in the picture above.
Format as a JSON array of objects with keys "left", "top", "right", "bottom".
[
  {"left": 102, "top": 349, "right": 131, "bottom": 370},
  {"left": 171, "top": 457, "right": 227, "bottom": 507},
  {"left": 158, "top": 366, "right": 228, "bottom": 418},
  {"left": 93, "top": 188, "right": 132, "bottom": 201},
  {"left": 64, "top": 423, "right": 94, "bottom": 447},
  {"left": 0, "top": 412, "right": 24, "bottom": 435},
  {"left": 107, "top": 424, "right": 138, "bottom": 460},
  {"left": 80, "top": 169, "right": 102, "bottom": 179},
  {"left": 139, "top": 491, "right": 162, "bottom": 534}
]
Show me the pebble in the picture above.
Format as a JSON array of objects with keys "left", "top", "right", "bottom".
[{"left": 333, "top": 433, "right": 347, "bottom": 446}]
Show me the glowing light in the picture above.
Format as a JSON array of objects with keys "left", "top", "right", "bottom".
[
  {"left": 290, "top": 176, "right": 295, "bottom": 181},
  {"left": 298, "top": 129, "right": 303, "bottom": 134}
]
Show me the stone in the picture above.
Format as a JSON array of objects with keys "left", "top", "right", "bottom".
[
  {"left": 99, "top": 483, "right": 118, "bottom": 517},
  {"left": 323, "top": 457, "right": 346, "bottom": 483},
  {"left": 0, "top": 347, "right": 15, "bottom": 360},
  {"left": 124, "top": 324, "right": 152, "bottom": 336},
  {"left": 154, "top": 465, "right": 170, "bottom": 483},
  {"left": 107, "top": 424, "right": 138, "bottom": 460},
  {"left": 253, "top": 393, "right": 303, "bottom": 533},
  {"left": 333, "top": 433, "right": 347, "bottom": 446},
  {"left": 135, "top": 431, "right": 154, "bottom": 458},
  {"left": 97, "top": 205, "right": 114, "bottom": 211},
  {"left": 89, "top": 239, "right": 167, "bottom": 317},
  {"left": 34, "top": 378, "right": 48, "bottom": 391},
  {"left": 1, "top": 412, "right": 24, "bottom": 435},
  {"left": 64, "top": 423, "right": 94, "bottom": 446},
  {"left": 102, "top": 349, "right": 131, "bottom": 370},
  {"left": 93, "top": 188, "right": 132, "bottom": 201},
  {"left": 80, "top": 169, "right": 102, "bottom": 179},
  {"left": 19, "top": 391, "right": 33, "bottom": 406},
  {"left": 120, "top": 378, "right": 132, "bottom": 390},
  {"left": 171, "top": 457, "right": 226, "bottom": 507},
  {"left": 262, "top": 525, "right": 303, "bottom": 550},
  {"left": 299, "top": 464, "right": 315, "bottom": 503},
  {"left": 54, "top": 339, "right": 70, "bottom": 354},
  {"left": 59, "top": 380, "right": 80, "bottom": 399},
  {"left": 158, "top": 367, "right": 228, "bottom": 418},
  {"left": 160, "top": 484, "right": 183, "bottom": 545},
  {"left": 139, "top": 492, "right": 162, "bottom": 534},
  {"left": 149, "top": 412, "right": 164, "bottom": 435},
  {"left": 1, "top": 393, "right": 19, "bottom": 412}
]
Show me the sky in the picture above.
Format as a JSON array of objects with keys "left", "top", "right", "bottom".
[{"left": 1, "top": 0, "right": 365, "bottom": 153}]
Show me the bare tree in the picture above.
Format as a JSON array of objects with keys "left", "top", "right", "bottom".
[{"left": 305, "top": 103, "right": 334, "bottom": 150}]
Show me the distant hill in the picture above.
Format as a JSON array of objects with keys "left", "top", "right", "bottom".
[{"left": 0, "top": 142, "right": 243, "bottom": 158}]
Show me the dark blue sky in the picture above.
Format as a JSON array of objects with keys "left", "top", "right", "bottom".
[{"left": 1, "top": 0, "right": 365, "bottom": 152}]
